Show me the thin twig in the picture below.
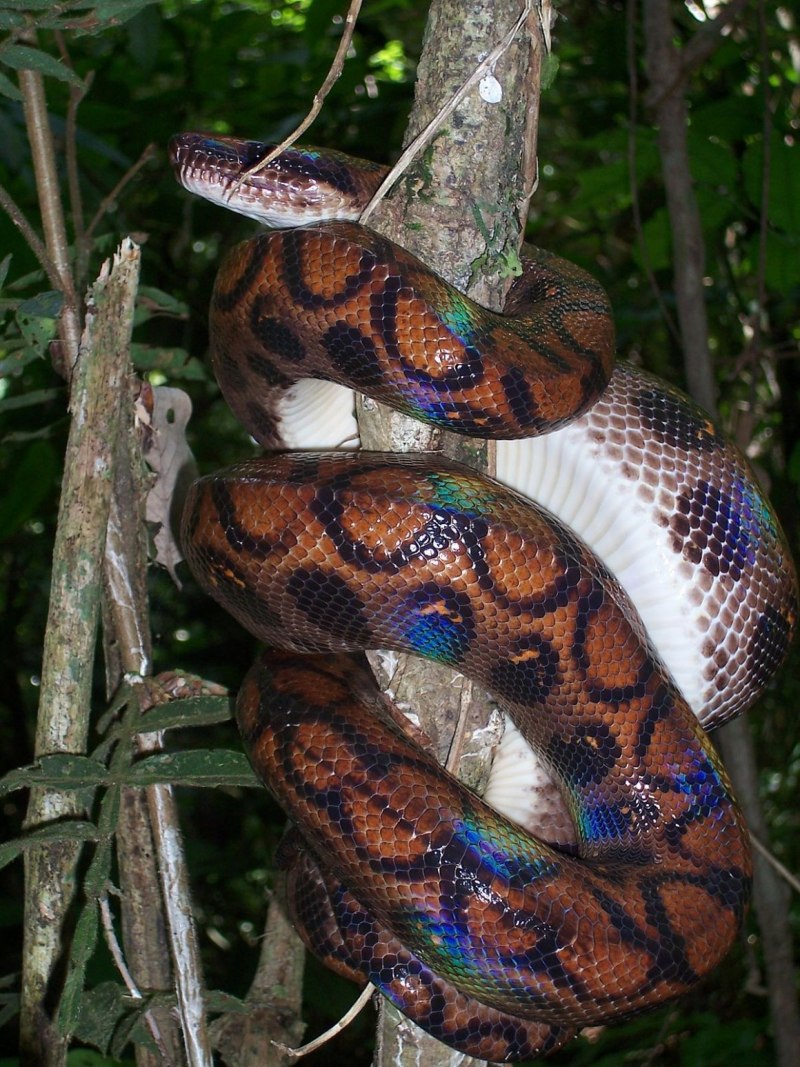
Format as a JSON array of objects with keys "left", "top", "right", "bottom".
[
  {"left": 359, "top": 0, "right": 533, "bottom": 224},
  {"left": 54, "top": 30, "right": 93, "bottom": 290},
  {"left": 84, "top": 143, "right": 158, "bottom": 245},
  {"left": 750, "top": 834, "right": 800, "bottom": 896},
  {"left": 275, "top": 984, "right": 375, "bottom": 1060},
  {"left": 229, "top": 0, "right": 364, "bottom": 196},
  {"left": 0, "top": 181, "right": 62, "bottom": 289},
  {"left": 18, "top": 54, "right": 82, "bottom": 366},
  {"left": 99, "top": 893, "right": 176, "bottom": 1065},
  {"left": 144, "top": 766, "right": 213, "bottom": 1067}
]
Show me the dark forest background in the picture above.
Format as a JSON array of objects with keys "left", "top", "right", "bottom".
[{"left": 0, "top": 2, "right": 798, "bottom": 1065}]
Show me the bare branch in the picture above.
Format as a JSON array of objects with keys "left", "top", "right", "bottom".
[
  {"left": 0, "top": 181, "right": 62, "bottom": 290},
  {"left": 231, "top": 0, "right": 364, "bottom": 193},
  {"left": 99, "top": 893, "right": 177, "bottom": 1066},
  {"left": 751, "top": 835, "right": 800, "bottom": 897},
  {"left": 17, "top": 55, "right": 82, "bottom": 366},
  {"left": 274, "top": 985, "right": 375, "bottom": 1061},
  {"left": 84, "top": 143, "right": 158, "bottom": 245}
]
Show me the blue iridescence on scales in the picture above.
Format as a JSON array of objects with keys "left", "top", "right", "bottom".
[
  {"left": 673, "top": 756, "right": 723, "bottom": 801},
  {"left": 732, "top": 474, "right": 776, "bottom": 542},
  {"left": 578, "top": 802, "right": 635, "bottom": 844},
  {"left": 421, "top": 471, "right": 502, "bottom": 517},
  {"left": 386, "top": 583, "right": 475, "bottom": 664},
  {"left": 452, "top": 812, "right": 558, "bottom": 884},
  {"left": 438, "top": 291, "right": 481, "bottom": 348},
  {"left": 405, "top": 911, "right": 486, "bottom": 984}
]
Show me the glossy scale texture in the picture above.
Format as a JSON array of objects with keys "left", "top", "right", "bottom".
[{"left": 171, "top": 134, "right": 798, "bottom": 1061}]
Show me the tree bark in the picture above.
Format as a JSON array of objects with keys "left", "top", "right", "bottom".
[
  {"left": 20, "top": 240, "right": 139, "bottom": 1067},
  {"left": 358, "top": 2, "right": 544, "bottom": 1064}
]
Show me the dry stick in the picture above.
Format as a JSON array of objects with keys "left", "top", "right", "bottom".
[
  {"left": 359, "top": 0, "right": 533, "bottom": 225},
  {"left": 0, "top": 182, "right": 62, "bottom": 289},
  {"left": 20, "top": 240, "right": 137, "bottom": 1067},
  {"left": 230, "top": 0, "right": 364, "bottom": 193},
  {"left": 103, "top": 428, "right": 210, "bottom": 1062},
  {"left": 144, "top": 760, "right": 213, "bottom": 1067},
  {"left": 99, "top": 894, "right": 174, "bottom": 1063},
  {"left": 751, "top": 836, "right": 800, "bottom": 897},
  {"left": 53, "top": 30, "right": 93, "bottom": 290},
  {"left": 84, "top": 144, "right": 158, "bottom": 246},
  {"left": 18, "top": 63, "right": 82, "bottom": 366},
  {"left": 275, "top": 985, "right": 376, "bottom": 1061}
]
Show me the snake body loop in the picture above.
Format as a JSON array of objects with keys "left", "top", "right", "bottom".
[{"left": 170, "top": 133, "right": 798, "bottom": 1061}]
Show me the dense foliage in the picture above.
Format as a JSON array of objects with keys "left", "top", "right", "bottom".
[{"left": 0, "top": 2, "right": 797, "bottom": 1064}]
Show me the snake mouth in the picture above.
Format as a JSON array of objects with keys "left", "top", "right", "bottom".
[{"left": 168, "top": 131, "right": 383, "bottom": 227}]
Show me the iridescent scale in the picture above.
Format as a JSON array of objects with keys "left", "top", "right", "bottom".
[{"left": 170, "top": 132, "right": 798, "bottom": 1062}]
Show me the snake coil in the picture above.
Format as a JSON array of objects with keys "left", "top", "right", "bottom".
[{"left": 170, "top": 133, "right": 797, "bottom": 1062}]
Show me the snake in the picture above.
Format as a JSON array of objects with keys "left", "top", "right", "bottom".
[{"left": 169, "top": 132, "right": 798, "bottom": 1062}]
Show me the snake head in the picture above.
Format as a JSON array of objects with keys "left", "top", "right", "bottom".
[{"left": 169, "top": 131, "right": 385, "bottom": 227}]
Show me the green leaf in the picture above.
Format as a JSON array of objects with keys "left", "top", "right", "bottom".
[
  {"left": 0, "top": 820, "right": 100, "bottom": 870},
  {"left": 88, "top": 0, "right": 163, "bottom": 27},
  {"left": 205, "top": 989, "right": 247, "bottom": 1014},
  {"left": 15, "top": 291, "right": 62, "bottom": 356},
  {"left": 0, "top": 754, "right": 110, "bottom": 796},
  {"left": 127, "top": 749, "right": 258, "bottom": 788},
  {"left": 0, "top": 386, "right": 62, "bottom": 413},
  {"left": 59, "top": 902, "right": 101, "bottom": 1033},
  {"left": 17, "top": 289, "right": 63, "bottom": 318},
  {"left": 136, "top": 285, "right": 188, "bottom": 318},
  {"left": 756, "top": 230, "right": 800, "bottom": 290},
  {"left": 0, "top": 67, "right": 22, "bottom": 99},
  {"left": 139, "top": 694, "right": 234, "bottom": 732},
  {"left": 130, "top": 344, "right": 205, "bottom": 380},
  {"left": 0, "top": 342, "right": 46, "bottom": 377},
  {"left": 0, "top": 44, "right": 84, "bottom": 87},
  {"left": 540, "top": 53, "right": 559, "bottom": 91},
  {"left": 70, "top": 982, "right": 128, "bottom": 1054},
  {"left": 636, "top": 206, "right": 672, "bottom": 273},
  {"left": 687, "top": 131, "right": 737, "bottom": 192},
  {"left": 67, "top": 1049, "right": 132, "bottom": 1067}
]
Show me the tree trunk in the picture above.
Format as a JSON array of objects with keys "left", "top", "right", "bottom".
[{"left": 358, "top": 1, "right": 544, "bottom": 1063}]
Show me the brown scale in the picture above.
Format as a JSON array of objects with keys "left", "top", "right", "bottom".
[
  {"left": 284, "top": 836, "right": 575, "bottom": 1062},
  {"left": 209, "top": 224, "right": 615, "bottom": 446},
  {"left": 170, "top": 134, "right": 796, "bottom": 1060},
  {"left": 183, "top": 452, "right": 751, "bottom": 1039}
]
